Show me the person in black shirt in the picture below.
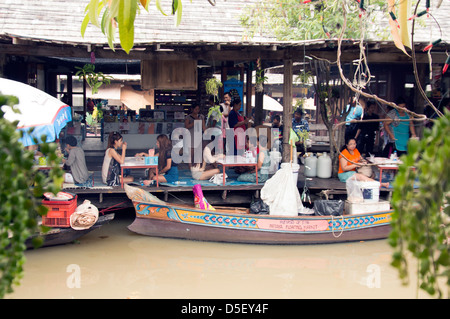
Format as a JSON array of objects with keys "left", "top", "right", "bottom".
[
  {"left": 355, "top": 99, "right": 380, "bottom": 156},
  {"left": 141, "top": 134, "right": 179, "bottom": 185}
]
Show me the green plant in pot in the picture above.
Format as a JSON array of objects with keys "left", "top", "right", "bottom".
[
  {"left": 75, "top": 64, "right": 113, "bottom": 95},
  {"left": 205, "top": 77, "right": 223, "bottom": 102}
]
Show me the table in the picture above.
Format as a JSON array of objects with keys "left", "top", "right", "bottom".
[
  {"left": 217, "top": 155, "right": 259, "bottom": 186},
  {"left": 367, "top": 157, "right": 414, "bottom": 185},
  {"left": 376, "top": 164, "right": 400, "bottom": 184},
  {"left": 121, "top": 157, "right": 159, "bottom": 188},
  {"left": 34, "top": 163, "right": 64, "bottom": 170}
]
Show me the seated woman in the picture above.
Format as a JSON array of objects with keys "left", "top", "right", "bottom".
[
  {"left": 102, "top": 131, "right": 134, "bottom": 186},
  {"left": 338, "top": 138, "right": 389, "bottom": 188},
  {"left": 237, "top": 135, "right": 270, "bottom": 183},
  {"left": 190, "top": 144, "right": 224, "bottom": 181},
  {"left": 143, "top": 134, "right": 178, "bottom": 185}
]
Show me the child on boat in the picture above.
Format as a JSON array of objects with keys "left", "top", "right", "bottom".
[
  {"left": 338, "top": 138, "right": 389, "bottom": 188},
  {"left": 102, "top": 131, "right": 134, "bottom": 186}
]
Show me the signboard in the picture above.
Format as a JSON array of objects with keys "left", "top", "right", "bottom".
[{"left": 224, "top": 79, "right": 244, "bottom": 112}]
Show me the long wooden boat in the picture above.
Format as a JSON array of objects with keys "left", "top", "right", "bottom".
[
  {"left": 25, "top": 213, "right": 115, "bottom": 249},
  {"left": 125, "top": 185, "right": 393, "bottom": 245}
]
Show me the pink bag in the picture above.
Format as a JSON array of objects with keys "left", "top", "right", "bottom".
[{"left": 192, "top": 184, "right": 215, "bottom": 211}]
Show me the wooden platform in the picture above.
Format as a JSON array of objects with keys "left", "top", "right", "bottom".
[
  {"left": 64, "top": 167, "right": 391, "bottom": 212},
  {"left": 68, "top": 149, "right": 393, "bottom": 210}
]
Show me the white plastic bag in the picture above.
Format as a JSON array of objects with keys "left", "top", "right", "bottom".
[
  {"left": 346, "top": 175, "right": 364, "bottom": 203},
  {"left": 70, "top": 200, "right": 99, "bottom": 230},
  {"left": 261, "top": 164, "right": 304, "bottom": 216},
  {"left": 269, "top": 150, "right": 282, "bottom": 174},
  {"left": 209, "top": 173, "right": 227, "bottom": 185}
]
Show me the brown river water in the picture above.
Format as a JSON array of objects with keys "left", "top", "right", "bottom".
[{"left": 6, "top": 210, "right": 433, "bottom": 300}]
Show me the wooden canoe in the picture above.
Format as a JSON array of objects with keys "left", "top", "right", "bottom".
[
  {"left": 25, "top": 213, "right": 115, "bottom": 249},
  {"left": 124, "top": 185, "right": 392, "bottom": 245}
]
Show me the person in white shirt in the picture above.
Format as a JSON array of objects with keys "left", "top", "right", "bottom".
[{"left": 190, "top": 144, "right": 224, "bottom": 180}]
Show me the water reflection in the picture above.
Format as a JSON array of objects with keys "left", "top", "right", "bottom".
[{"left": 7, "top": 213, "right": 429, "bottom": 299}]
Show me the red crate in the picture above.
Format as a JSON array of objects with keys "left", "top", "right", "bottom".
[{"left": 42, "top": 195, "right": 78, "bottom": 227}]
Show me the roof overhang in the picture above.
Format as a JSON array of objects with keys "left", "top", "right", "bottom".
[{"left": 1, "top": 33, "right": 449, "bottom": 71}]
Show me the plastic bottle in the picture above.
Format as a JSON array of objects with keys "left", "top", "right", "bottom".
[
  {"left": 317, "top": 152, "right": 332, "bottom": 178},
  {"left": 174, "top": 181, "right": 187, "bottom": 185},
  {"left": 390, "top": 151, "right": 398, "bottom": 161},
  {"left": 269, "top": 149, "right": 282, "bottom": 174},
  {"left": 304, "top": 154, "right": 318, "bottom": 177}
]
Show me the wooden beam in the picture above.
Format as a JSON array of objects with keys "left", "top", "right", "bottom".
[
  {"left": 254, "top": 68, "right": 264, "bottom": 125},
  {"left": 307, "top": 50, "right": 449, "bottom": 64},
  {"left": 246, "top": 65, "right": 252, "bottom": 118},
  {"left": 0, "top": 41, "right": 448, "bottom": 67}
]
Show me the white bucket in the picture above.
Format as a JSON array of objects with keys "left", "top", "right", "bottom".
[
  {"left": 281, "top": 163, "right": 300, "bottom": 185},
  {"left": 358, "top": 181, "right": 380, "bottom": 203}
]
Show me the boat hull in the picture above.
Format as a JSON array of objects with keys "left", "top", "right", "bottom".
[
  {"left": 127, "top": 201, "right": 392, "bottom": 245},
  {"left": 26, "top": 213, "right": 115, "bottom": 249},
  {"left": 128, "top": 216, "right": 391, "bottom": 245}
]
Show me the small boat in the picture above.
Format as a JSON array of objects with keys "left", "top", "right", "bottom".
[
  {"left": 25, "top": 213, "right": 115, "bottom": 249},
  {"left": 124, "top": 185, "right": 392, "bottom": 245}
]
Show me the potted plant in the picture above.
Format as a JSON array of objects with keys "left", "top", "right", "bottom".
[
  {"left": 205, "top": 77, "right": 223, "bottom": 102},
  {"left": 75, "top": 64, "right": 113, "bottom": 95},
  {"left": 255, "top": 69, "right": 267, "bottom": 93}
]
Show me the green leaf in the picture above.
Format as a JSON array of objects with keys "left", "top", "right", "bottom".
[
  {"left": 100, "top": 7, "right": 109, "bottom": 35},
  {"left": 123, "top": 0, "right": 137, "bottom": 30},
  {"left": 88, "top": 0, "right": 101, "bottom": 28},
  {"left": 155, "top": 0, "right": 169, "bottom": 16},
  {"left": 175, "top": 0, "right": 183, "bottom": 26},
  {"left": 119, "top": 24, "right": 135, "bottom": 54},
  {"left": 118, "top": 0, "right": 137, "bottom": 53},
  {"left": 109, "top": 0, "right": 120, "bottom": 18},
  {"left": 81, "top": 13, "right": 90, "bottom": 38},
  {"left": 0, "top": 93, "right": 64, "bottom": 298}
]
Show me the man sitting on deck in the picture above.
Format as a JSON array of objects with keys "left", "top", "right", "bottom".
[{"left": 62, "top": 135, "right": 92, "bottom": 187}]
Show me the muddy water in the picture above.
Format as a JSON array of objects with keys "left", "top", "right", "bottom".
[{"left": 6, "top": 211, "right": 430, "bottom": 299}]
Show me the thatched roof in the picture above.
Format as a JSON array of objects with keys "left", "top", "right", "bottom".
[
  {"left": 1, "top": 0, "right": 449, "bottom": 44},
  {"left": 0, "top": 0, "right": 448, "bottom": 65},
  {"left": 0, "top": 0, "right": 276, "bottom": 45}
]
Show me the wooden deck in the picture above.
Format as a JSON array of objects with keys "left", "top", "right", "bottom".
[{"left": 65, "top": 164, "right": 391, "bottom": 212}]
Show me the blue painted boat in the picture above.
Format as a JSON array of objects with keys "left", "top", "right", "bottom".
[{"left": 124, "top": 185, "right": 392, "bottom": 245}]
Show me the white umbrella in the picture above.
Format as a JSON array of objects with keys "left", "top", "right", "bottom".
[
  {"left": 251, "top": 94, "right": 283, "bottom": 111},
  {"left": 0, "top": 78, "right": 72, "bottom": 147}
]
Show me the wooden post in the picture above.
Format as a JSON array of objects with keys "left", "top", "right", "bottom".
[
  {"left": 282, "top": 59, "right": 293, "bottom": 163},
  {"left": 255, "top": 73, "right": 264, "bottom": 126},
  {"left": 246, "top": 66, "right": 252, "bottom": 118}
]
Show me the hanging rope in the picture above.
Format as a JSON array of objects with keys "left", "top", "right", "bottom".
[
  {"left": 333, "top": 1, "right": 428, "bottom": 168},
  {"left": 98, "top": 201, "right": 129, "bottom": 215}
]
